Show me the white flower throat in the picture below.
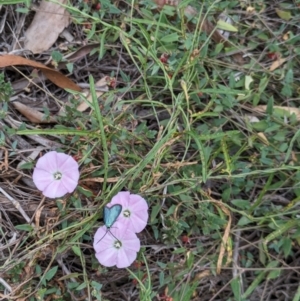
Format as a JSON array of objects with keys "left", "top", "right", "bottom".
[
  {"left": 123, "top": 209, "right": 131, "bottom": 218},
  {"left": 53, "top": 171, "right": 62, "bottom": 180},
  {"left": 114, "top": 240, "right": 122, "bottom": 249}
]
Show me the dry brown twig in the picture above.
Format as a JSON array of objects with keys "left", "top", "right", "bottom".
[{"left": 0, "top": 187, "right": 33, "bottom": 226}]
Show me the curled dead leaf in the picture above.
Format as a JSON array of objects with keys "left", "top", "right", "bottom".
[
  {"left": 0, "top": 55, "right": 81, "bottom": 92},
  {"left": 13, "top": 101, "right": 57, "bottom": 124}
]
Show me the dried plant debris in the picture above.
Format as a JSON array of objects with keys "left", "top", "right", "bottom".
[{"left": 24, "top": 0, "right": 71, "bottom": 54}]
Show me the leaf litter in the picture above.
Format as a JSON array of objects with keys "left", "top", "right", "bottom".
[{"left": 24, "top": 0, "right": 70, "bottom": 54}]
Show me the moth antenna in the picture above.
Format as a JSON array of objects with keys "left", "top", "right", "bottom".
[
  {"left": 97, "top": 230, "right": 109, "bottom": 244},
  {"left": 97, "top": 228, "right": 120, "bottom": 244}
]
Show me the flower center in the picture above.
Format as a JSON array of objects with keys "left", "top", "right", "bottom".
[
  {"left": 114, "top": 240, "right": 122, "bottom": 249},
  {"left": 123, "top": 209, "right": 131, "bottom": 218},
  {"left": 53, "top": 171, "right": 62, "bottom": 180}
]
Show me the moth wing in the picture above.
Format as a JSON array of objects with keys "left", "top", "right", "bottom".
[
  {"left": 111, "top": 204, "right": 122, "bottom": 219},
  {"left": 103, "top": 206, "right": 111, "bottom": 227},
  {"left": 103, "top": 204, "right": 122, "bottom": 228},
  {"left": 110, "top": 204, "right": 122, "bottom": 225}
]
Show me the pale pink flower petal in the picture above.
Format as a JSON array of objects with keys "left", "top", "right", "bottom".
[
  {"left": 116, "top": 248, "right": 137, "bottom": 269},
  {"left": 42, "top": 181, "right": 70, "bottom": 199},
  {"left": 35, "top": 151, "right": 58, "bottom": 171},
  {"left": 93, "top": 225, "right": 140, "bottom": 268},
  {"left": 95, "top": 247, "right": 117, "bottom": 267},
  {"left": 109, "top": 191, "right": 148, "bottom": 233},
  {"left": 93, "top": 226, "right": 114, "bottom": 251},
  {"left": 32, "top": 169, "right": 55, "bottom": 191},
  {"left": 32, "top": 151, "right": 79, "bottom": 198}
]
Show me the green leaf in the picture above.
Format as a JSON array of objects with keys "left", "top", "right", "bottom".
[
  {"left": 217, "top": 20, "right": 238, "bottom": 32},
  {"left": 245, "top": 75, "right": 254, "bottom": 90},
  {"left": 0, "top": 0, "right": 28, "bottom": 3},
  {"left": 266, "top": 96, "right": 274, "bottom": 115},
  {"left": 150, "top": 204, "right": 161, "bottom": 222},
  {"left": 253, "top": 93, "right": 260, "bottom": 106},
  {"left": 51, "top": 51, "right": 63, "bottom": 63},
  {"left": 231, "top": 199, "right": 251, "bottom": 209},
  {"left": 258, "top": 242, "right": 266, "bottom": 265},
  {"left": 237, "top": 216, "right": 252, "bottom": 226},
  {"left": 160, "top": 33, "right": 179, "bottom": 43},
  {"left": 91, "top": 280, "right": 103, "bottom": 291},
  {"left": 231, "top": 277, "right": 241, "bottom": 301},
  {"left": 281, "top": 84, "right": 292, "bottom": 97},
  {"left": 161, "top": 5, "right": 176, "bottom": 16},
  {"left": 77, "top": 186, "right": 94, "bottom": 197},
  {"left": 36, "top": 264, "right": 42, "bottom": 275},
  {"left": 15, "top": 7, "right": 30, "bottom": 13},
  {"left": 251, "top": 121, "right": 268, "bottom": 131},
  {"left": 72, "top": 246, "right": 82, "bottom": 257},
  {"left": 258, "top": 76, "right": 269, "bottom": 93},
  {"left": 45, "top": 266, "right": 58, "bottom": 281},
  {"left": 214, "top": 43, "right": 224, "bottom": 55},
  {"left": 275, "top": 8, "right": 292, "bottom": 20},
  {"left": 159, "top": 271, "right": 165, "bottom": 286},
  {"left": 18, "top": 162, "right": 34, "bottom": 170},
  {"left": 282, "top": 237, "right": 292, "bottom": 258},
  {"left": 186, "top": 251, "right": 194, "bottom": 269},
  {"left": 76, "top": 282, "right": 87, "bottom": 290},
  {"left": 284, "top": 68, "right": 294, "bottom": 84},
  {"left": 267, "top": 269, "right": 281, "bottom": 280},
  {"left": 66, "top": 63, "right": 74, "bottom": 73},
  {"left": 15, "top": 224, "right": 34, "bottom": 231}
]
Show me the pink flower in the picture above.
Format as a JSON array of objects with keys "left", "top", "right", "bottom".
[
  {"left": 32, "top": 151, "right": 79, "bottom": 198},
  {"left": 93, "top": 224, "right": 140, "bottom": 268},
  {"left": 109, "top": 191, "right": 148, "bottom": 233}
]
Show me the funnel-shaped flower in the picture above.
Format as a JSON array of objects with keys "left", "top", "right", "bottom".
[
  {"left": 33, "top": 151, "right": 79, "bottom": 198},
  {"left": 93, "top": 224, "right": 140, "bottom": 268},
  {"left": 109, "top": 191, "right": 148, "bottom": 233}
]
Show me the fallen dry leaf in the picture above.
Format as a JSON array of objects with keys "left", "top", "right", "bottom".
[
  {"left": 12, "top": 101, "right": 57, "bottom": 124},
  {"left": 246, "top": 6, "right": 255, "bottom": 13},
  {"left": 80, "top": 177, "right": 119, "bottom": 183},
  {"left": 282, "top": 32, "right": 291, "bottom": 41},
  {"left": 24, "top": 0, "right": 70, "bottom": 54},
  {"left": 214, "top": 200, "right": 232, "bottom": 274},
  {"left": 257, "top": 132, "right": 270, "bottom": 145},
  {"left": 193, "top": 270, "right": 211, "bottom": 281},
  {"left": 0, "top": 55, "right": 81, "bottom": 92},
  {"left": 58, "top": 77, "right": 108, "bottom": 115},
  {"left": 61, "top": 43, "right": 100, "bottom": 66},
  {"left": 269, "top": 57, "right": 288, "bottom": 71},
  {"left": 11, "top": 44, "right": 99, "bottom": 93},
  {"left": 76, "top": 77, "right": 108, "bottom": 112}
]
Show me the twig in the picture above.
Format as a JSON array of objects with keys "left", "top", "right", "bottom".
[
  {"left": 56, "top": 258, "right": 76, "bottom": 283},
  {"left": 233, "top": 229, "right": 241, "bottom": 278},
  {"left": 233, "top": 229, "right": 244, "bottom": 295},
  {"left": 0, "top": 187, "right": 33, "bottom": 226},
  {"left": 0, "top": 277, "right": 12, "bottom": 293}
]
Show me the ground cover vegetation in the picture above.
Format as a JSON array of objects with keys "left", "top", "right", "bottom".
[{"left": 0, "top": 0, "right": 300, "bottom": 300}]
